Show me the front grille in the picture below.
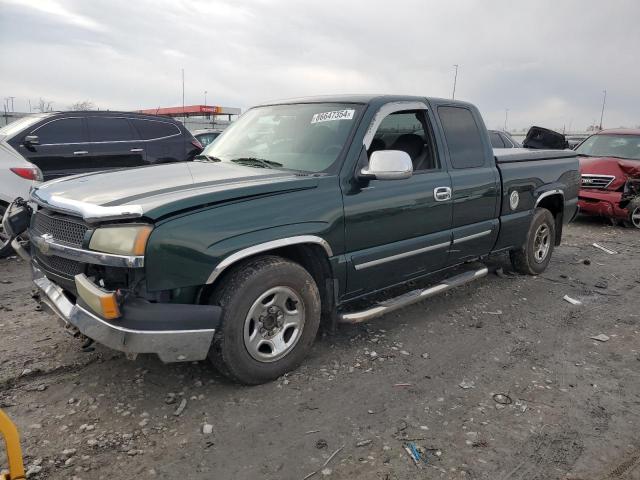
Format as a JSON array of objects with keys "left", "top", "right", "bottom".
[
  {"left": 581, "top": 174, "right": 615, "bottom": 190},
  {"left": 32, "top": 210, "right": 89, "bottom": 247},
  {"left": 35, "top": 251, "right": 85, "bottom": 277}
]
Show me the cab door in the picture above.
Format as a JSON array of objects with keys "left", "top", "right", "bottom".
[{"left": 342, "top": 103, "right": 452, "bottom": 299}]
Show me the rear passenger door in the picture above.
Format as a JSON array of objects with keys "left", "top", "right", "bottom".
[
  {"left": 130, "top": 118, "right": 185, "bottom": 163},
  {"left": 436, "top": 106, "right": 500, "bottom": 265},
  {"left": 86, "top": 117, "right": 146, "bottom": 170}
]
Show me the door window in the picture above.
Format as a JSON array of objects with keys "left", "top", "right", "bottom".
[
  {"left": 131, "top": 119, "right": 181, "bottom": 140},
  {"left": 489, "top": 132, "right": 505, "bottom": 148},
  {"left": 33, "top": 117, "right": 85, "bottom": 144},
  {"left": 87, "top": 117, "right": 136, "bottom": 142},
  {"left": 437, "top": 106, "right": 485, "bottom": 168},
  {"left": 368, "top": 110, "right": 438, "bottom": 171}
]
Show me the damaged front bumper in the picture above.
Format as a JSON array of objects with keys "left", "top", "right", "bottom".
[
  {"left": 20, "top": 240, "right": 221, "bottom": 363},
  {"left": 577, "top": 189, "right": 628, "bottom": 220}
]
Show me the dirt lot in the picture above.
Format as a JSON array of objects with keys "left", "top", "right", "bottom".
[{"left": 1, "top": 217, "right": 639, "bottom": 480}]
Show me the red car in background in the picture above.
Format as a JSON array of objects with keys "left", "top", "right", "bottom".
[{"left": 576, "top": 129, "right": 640, "bottom": 228}]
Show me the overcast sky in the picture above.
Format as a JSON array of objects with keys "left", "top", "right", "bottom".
[{"left": 1, "top": 0, "right": 639, "bottom": 131}]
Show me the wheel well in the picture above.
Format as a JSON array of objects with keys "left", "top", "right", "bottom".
[
  {"left": 537, "top": 194, "right": 564, "bottom": 245},
  {"left": 201, "top": 243, "right": 336, "bottom": 327}
]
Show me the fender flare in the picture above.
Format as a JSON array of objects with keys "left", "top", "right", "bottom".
[{"left": 205, "top": 235, "right": 333, "bottom": 285}]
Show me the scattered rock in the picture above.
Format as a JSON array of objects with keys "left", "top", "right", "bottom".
[
  {"left": 316, "top": 439, "right": 328, "bottom": 449},
  {"left": 356, "top": 439, "right": 372, "bottom": 447},
  {"left": 321, "top": 468, "right": 332, "bottom": 476},
  {"left": 590, "top": 334, "right": 610, "bottom": 342},
  {"left": 173, "top": 398, "right": 187, "bottom": 416},
  {"left": 202, "top": 423, "right": 214, "bottom": 435},
  {"left": 421, "top": 352, "right": 430, "bottom": 359},
  {"left": 459, "top": 380, "right": 475, "bottom": 389}
]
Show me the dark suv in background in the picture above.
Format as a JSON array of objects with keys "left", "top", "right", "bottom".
[{"left": 7, "top": 111, "right": 202, "bottom": 181}]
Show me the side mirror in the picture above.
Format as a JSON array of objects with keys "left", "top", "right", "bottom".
[
  {"left": 23, "top": 135, "right": 39, "bottom": 146},
  {"left": 360, "top": 150, "right": 413, "bottom": 180}
]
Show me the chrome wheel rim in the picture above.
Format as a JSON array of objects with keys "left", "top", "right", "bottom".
[
  {"left": 533, "top": 224, "right": 551, "bottom": 263},
  {"left": 243, "top": 286, "right": 305, "bottom": 363},
  {"left": 631, "top": 207, "right": 640, "bottom": 229}
]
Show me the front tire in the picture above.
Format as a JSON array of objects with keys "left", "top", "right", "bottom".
[
  {"left": 510, "top": 208, "right": 556, "bottom": 275},
  {"left": 624, "top": 199, "right": 640, "bottom": 229},
  {"left": 208, "top": 255, "right": 321, "bottom": 385}
]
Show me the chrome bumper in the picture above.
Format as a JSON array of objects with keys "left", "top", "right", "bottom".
[{"left": 31, "top": 265, "right": 217, "bottom": 363}]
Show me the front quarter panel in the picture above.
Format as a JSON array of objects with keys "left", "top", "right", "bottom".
[{"left": 144, "top": 176, "right": 344, "bottom": 292}]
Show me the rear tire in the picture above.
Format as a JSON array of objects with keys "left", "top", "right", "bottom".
[
  {"left": 208, "top": 255, "right": 321, "bottom": 385},
  {"left": 0, "top": 204, "right": 15, "bottom": 259},
  {"left": 510, "top": 208, "right": 556, "bottom": 275}
]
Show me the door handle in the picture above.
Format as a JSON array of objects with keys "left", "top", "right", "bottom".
[
  {"left": 130, "top": 148, "right": 144, "bottom": 152},
  {"left": 434, "top": 186, "right": 452, "bottom": 202},
  {"left": 73, "top": 151, "right": 88, "bottom": 155}
]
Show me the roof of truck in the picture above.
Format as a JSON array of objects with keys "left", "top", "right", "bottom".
[{"left": 256, "top": 94, "right": 472, "bottom": 108}]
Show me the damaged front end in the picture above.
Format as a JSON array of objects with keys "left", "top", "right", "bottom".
[
  {"left": 618, "top": 163, "right": 640, "bottom": 228},
  {"left": 15, "top": 198, "right": 222, "bottom": 363}
]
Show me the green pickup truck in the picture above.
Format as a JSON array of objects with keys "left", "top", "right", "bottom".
[{"left": 6, "top": 95, "right": 580, "bottom": 384}]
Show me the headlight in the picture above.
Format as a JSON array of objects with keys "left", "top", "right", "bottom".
[{"left": 89, "top": 225, "right": 153, "bottom": 256}]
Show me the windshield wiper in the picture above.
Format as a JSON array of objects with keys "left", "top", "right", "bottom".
[
  {"left": 195, "top": 154, "right": 222, "bottom": 162},
  {"left": 230, "top": 157, "right": 283, "bottom": 169}
]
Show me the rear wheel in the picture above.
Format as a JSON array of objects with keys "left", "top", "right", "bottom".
[
  {"left": 208, "top": 255, "right": 321, "bottom": 385},
  {"left": 0, "top": 204, "right": 14, "bottom": 258},
  {"left": 510, "top": 208, "right": 556, "bottom": 275}
]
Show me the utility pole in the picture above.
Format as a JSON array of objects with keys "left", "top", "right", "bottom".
[
  {"left": 8, "top": 96, "right": 15, "bottom": 112},
  {"left": 181, "top": 68, "right": 185, "bottom": 123},
  {"left": 599, "top": 89, "right": 607, "bottom": 130},
  {"left": 452, "top": 64, "right": 459, "bottom": 100},
  {"left": 204, "top": 90, "right": 207, "bottom": 106},
  {"left": 504, "top": 108, "right": 509, "bottom": 132}
]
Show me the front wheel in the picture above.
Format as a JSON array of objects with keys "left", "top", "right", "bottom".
[
  {"left": 510, "top": 208, "right": 556, "bottom": 275},
  {"left": 624, "top": 199, "right": 640, "bottom": 229},
  {"left": 208, "top": 255, "right": 321, "bottom": 385}
]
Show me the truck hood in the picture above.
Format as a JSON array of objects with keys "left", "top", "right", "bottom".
[
  {"left": 31, "top": 161, "right": 319, "bottom": 222},
  {"left": 579, "top": 156, "right": 640, "bottom": 190}
]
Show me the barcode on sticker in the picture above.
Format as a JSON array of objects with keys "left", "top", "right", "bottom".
[{"left": 311, "top": 109, "right": 355, "bottom": 124}]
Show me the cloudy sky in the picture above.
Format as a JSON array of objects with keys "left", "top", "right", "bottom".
[{"left": 1, "top": 0, "right": 639, "bottom": 131}]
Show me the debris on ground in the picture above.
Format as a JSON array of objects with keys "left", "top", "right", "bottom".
[
  {"left": 592, "top": 243, "right": 617, "bottom": 255},
  {"left": 316, "top": 439, "right": 328, "bottom": 449},
  {"left": 202, "top": 423, "right": 214, "bottom": 435},
  {"left": 355, "top": 439, "right": 372, "bottom": 447},
  {"left": 492, "top": 393, "right": 513, "bottom": 405},
  {"left": 459, "top": 379, "right": 475, "bottom": 389},
  {"left": 173, "top": 398, "right": 187, "bottom": 416},
  {"left": 590, "top": 334, "right": 610, "bottom": 342},
  {"left": 563, "top": 295, "right": 582, "bottom": 305}
]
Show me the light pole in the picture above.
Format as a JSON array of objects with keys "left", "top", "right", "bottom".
[
  {"left": 504, "top": 108, "right": 509, "bottom": 132},
  {"left": 204, "top": 90, "right": 207, "bottom": 106},
  {"left": 599, "top": 89, "right": 607, "bottom": 130},
  {"left": 452, "top": 64, "right": 459, "bottom": 100}
]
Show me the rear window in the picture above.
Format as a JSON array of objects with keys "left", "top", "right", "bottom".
[
  {"left": 87, "top": 117, "right": 136, "bottom": 142},
  {"left": 131, "top": 119, "right": 181, "bottom": 140},
  {"left": 438, "top": 106, "right": 485, "bottom": 168},
  {"left": 34, "top": 117, "right": 85, "bottom": 144}
]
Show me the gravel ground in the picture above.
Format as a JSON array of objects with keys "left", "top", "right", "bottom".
[{"left": 1, "top": 217, "right": 639, "bottom": 480}]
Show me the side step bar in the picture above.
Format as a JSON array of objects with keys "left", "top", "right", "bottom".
[{"left": 338, "top": 266, "right": 489, "bottom": 324}]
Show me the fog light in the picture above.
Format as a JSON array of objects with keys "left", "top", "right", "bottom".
[{"left": 74, "top": 274, "right": 121, "bottom": 320}]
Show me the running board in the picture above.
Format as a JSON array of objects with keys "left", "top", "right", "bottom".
[{"left": 338, "top": 266, "right": 489, "bottom": 324}]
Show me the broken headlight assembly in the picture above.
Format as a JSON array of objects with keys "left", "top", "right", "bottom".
[{"left": 89, "top": 225, "right": 153, "bottom": 256}]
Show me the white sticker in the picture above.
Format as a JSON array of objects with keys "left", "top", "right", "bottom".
[{"left": 311, "top": 109, "right": 355, "bottom": 124}]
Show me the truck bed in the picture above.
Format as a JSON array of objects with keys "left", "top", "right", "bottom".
[{"left": 494, "top": 148, "right": 578, "bottom": 163}]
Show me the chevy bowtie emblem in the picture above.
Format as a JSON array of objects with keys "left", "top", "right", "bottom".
[{"left": 38, "top": 233, "right": 54, "bottom": 255}]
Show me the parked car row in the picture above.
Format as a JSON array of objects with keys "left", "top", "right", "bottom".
[{"left": 0, "top": 111, "right": 205, "bottom": 256}]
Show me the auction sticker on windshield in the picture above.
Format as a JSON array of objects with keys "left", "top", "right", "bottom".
[{"left": 311, "top": 109, "right": 355, "bottom": 124}]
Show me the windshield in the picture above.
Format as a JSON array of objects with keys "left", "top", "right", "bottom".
[
  {"left": 0, "top": 114, "right": 49, "bottom": 139},
  {"left": 198, "top": 103, "right": 362, "bottom": 172},
  {"left": 576, "top": 134, "right": 640, "bottom": 160}
]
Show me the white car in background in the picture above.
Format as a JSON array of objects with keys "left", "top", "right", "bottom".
[{"left": 0, "top": 116, "right": 44, "bottom": 257}]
